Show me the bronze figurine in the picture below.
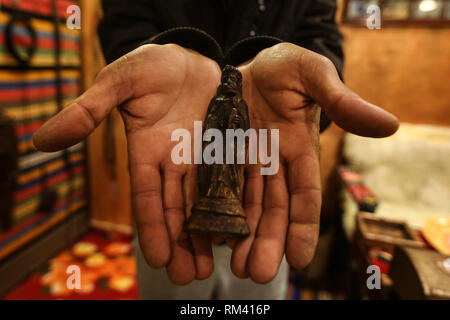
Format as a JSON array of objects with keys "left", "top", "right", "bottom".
[{"left": 185, "top": 65, "right": 250, "bottom": 238}]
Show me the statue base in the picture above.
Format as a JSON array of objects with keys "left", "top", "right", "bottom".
[{"left": 185, "top": 197, "right": 250, "bottom": 238}]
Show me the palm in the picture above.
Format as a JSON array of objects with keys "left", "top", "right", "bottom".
[
  {"left": 229, "top": 43, "right": 398, "bottom": 283},
  {"left": 229, "top": 46, "right": 322, "bottom": 283},
  {"left": 122, "top": 46, "right": 226, "bottom": 284}
]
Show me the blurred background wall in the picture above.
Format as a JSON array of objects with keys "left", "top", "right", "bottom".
[{"left": 342, "top": 27, "right": 450, "bottom": 126}]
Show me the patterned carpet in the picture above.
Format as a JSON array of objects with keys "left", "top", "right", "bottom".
[{"left": 4, "top": 229, "right": 137, "bottom": 300}]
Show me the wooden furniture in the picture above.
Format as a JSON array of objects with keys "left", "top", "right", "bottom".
[
  {"left": 353, "top": 213, "right": 425, "bottom": 299},
  {"left": 81, "top": 0, "right": 132, "bottom": 233},
  {"left": 390, "top": 245, "right": 450, "bottom": 299},
  {"left": 356, "top": 213, "right": 425, "bottom": 253}
]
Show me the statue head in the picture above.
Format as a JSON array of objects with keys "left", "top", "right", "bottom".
[{"left": 219, "top": 65, "right": 242, "bottom": 96}]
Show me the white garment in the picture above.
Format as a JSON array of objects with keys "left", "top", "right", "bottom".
[{"left": 135, "top": 238, "right": 289, "bottom": 300}]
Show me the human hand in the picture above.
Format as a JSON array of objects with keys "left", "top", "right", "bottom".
[
  {"left": 33, "top": 44, "right": 222, "bottom": 284},
  {"left": 229, "top": 43, "right": 399, "bottom": 283}
]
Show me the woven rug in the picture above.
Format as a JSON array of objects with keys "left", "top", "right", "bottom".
[{"left": 4, "top": 228, "right": 137, "bottom": 300}]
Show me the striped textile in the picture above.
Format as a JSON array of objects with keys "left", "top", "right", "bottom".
[
  {"left": 0, "top": 1, "right": 85, "bottom": 260},
  {"left": 1, "top": 0, "right": 77, "bottom": 20},
  {"left": 0, "top": 11, "right": 80, "bottom": 67}
]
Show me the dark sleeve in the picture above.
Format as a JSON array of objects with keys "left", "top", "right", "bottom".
[
  {"left": 289, "top": 0, "right": 344, "bottom": 77},
  {"left": 98, "top": 0, "right": 162, "bottom": 63},
  {"left": 98, "top": 0, "right": 223, "bottom": 64},
  {"left": 223, "top": 1, "right": 342, "bottom": 132},
  {"left": 224, "top": 0, "right": 343, "bottom": 74}
]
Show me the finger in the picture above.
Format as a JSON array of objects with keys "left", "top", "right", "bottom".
[
  {"left": 162, "top": 166, "right": 197, "bottom": 285},
  {"left": 226, "top": 238, "right": 237, "bottom": 249},
  {"left": 131, "top": 162, "right": 171, "bottom": 269},
  {"left": 299, "top": 51, "right": 399, "bottom": 138},
  {"left": 227, "top": 164, "right": 250, "bottom": 250},
  {"left": 33, "top": 57, "right": 133, "bottom": 152},
  {"left": 227, "top": 168, "right": 247, "bottom": 250},
  {"left": 285, "top": 144, "right": 321, "bottom": 270},
  {"left": 189, "top": 234, "right": 214, "bottom": 280},
  {"left": 230, "top": 164, "right": 264, "bottom": 279},
  {"left": 247, "top": 164, "right": 289, "bottom": 283},
  {"left": 183, "top": 166, "right": 214, "bottom": 281}
]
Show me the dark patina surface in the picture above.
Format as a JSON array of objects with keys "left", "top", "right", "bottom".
[{"left": 185, "top": 65, "right": 250, "bottom": 238}]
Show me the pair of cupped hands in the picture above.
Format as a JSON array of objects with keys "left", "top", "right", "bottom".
[{"left": 33, "top": 43, "right": 398, "bottom": 285}]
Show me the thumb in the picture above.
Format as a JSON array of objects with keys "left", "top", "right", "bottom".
[
  {"left": 33, "top": 60, "right": 132, "bottom": 152},
  {"left": 301, "top": 54, "right": 399, "bottom": 138}
]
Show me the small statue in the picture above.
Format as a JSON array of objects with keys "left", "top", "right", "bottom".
[{"left": 185, "top": 65, "right": 250, "bottom": 238}]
